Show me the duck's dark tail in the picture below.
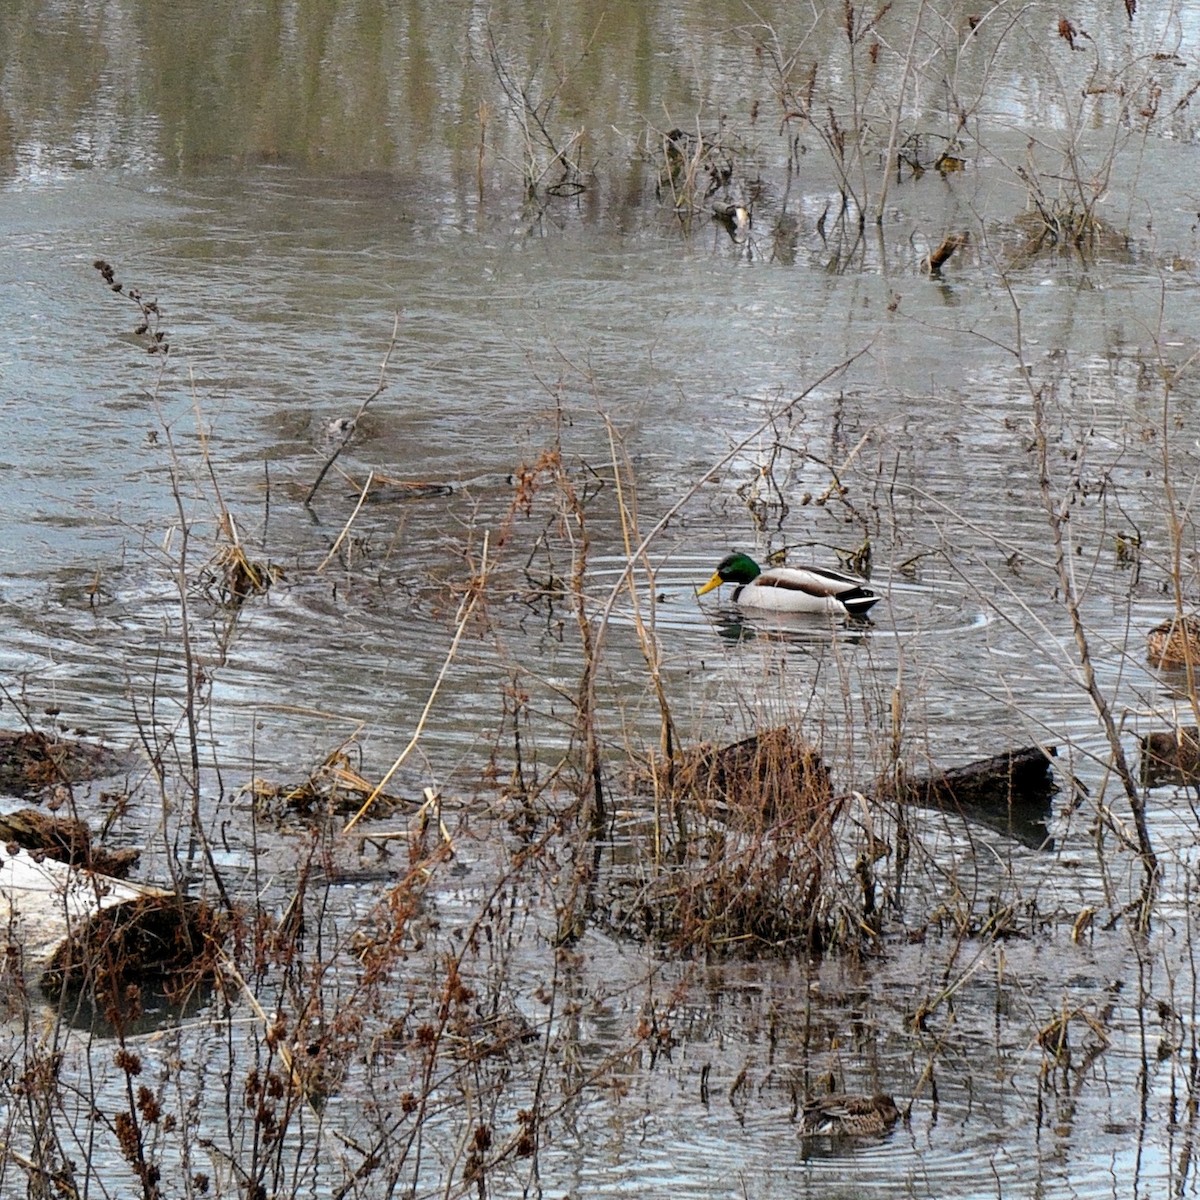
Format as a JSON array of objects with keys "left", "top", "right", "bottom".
[{"left": 841, "top": 588, "right": 881, "bottom": 617}]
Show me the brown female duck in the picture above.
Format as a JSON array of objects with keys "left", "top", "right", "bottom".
[{"left": 798, "top": 1092, "right": 900, "bottom": 1137}]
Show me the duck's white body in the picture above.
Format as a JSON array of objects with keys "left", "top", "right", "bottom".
[
  {"left": 698, "top": 553, "right": 880, "bottom": 617},
  {"left": 733, "top": 565, "right": 875, "bottom": 613}
]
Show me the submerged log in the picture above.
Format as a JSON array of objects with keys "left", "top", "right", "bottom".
[
  {"left": 891, "top": 744, "right": 1058, "bottom": 850},
  {"left": 672, "top": 729, "right": 1057, "bottom": 848},
  {"left": 0, "top": 847, "right": 215, "bottom": 1002},
  {"left": 349, "top": 471, "right": 517, "bottom": 503}
]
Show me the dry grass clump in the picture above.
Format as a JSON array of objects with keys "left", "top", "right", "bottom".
[
  {"left": 245, "top": 743, "right": 410, "bottom": 820},
  {"left": 651, "top": 125, "right": 758, "bottom": 226},
  {"left": 202, "top": 542, "right": 278, "bottom": 607},
  {"left": 671, "top": 726, "right": 831, "bottom": 827},
  {"left": 42, "top": 895, "right": 221, "bottom": 1010},
  {"left": 1006, "top": 203, "right": 1131, "bottom": 265},
  {"left": 609, "top": 727, "right": 851, "bottom": 956}
]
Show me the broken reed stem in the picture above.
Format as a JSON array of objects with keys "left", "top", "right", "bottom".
[
  {"left": 304, "top": 312, "right": 402, "bottom": 507},
  {"left": 604, "top": 416, "right": 677, "bottom": 856},
  {"left": 157, "top": 406, "right": 233, "bottom": 913},
  {"left": 316, "top": 471, "right": 375, "bottom": 573},
  {"left": 812, "top": 429, "right": 872, "bottom": 505},
  {"left": 924, "top": 232, "right": 968, "bottom": 275},
  {"left": 342, "top": 532, "right": 488, "bottom": 834},
  {"left": 217, "top": 947, "right": 302, "bottom": 1091},
  {"left": 1156, "top": 335, "right": 1200, "bottom": 729}
]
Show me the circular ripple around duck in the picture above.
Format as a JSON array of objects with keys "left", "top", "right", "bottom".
[{"left": 594, "top": 556, "right": 989, "bottom": 650}]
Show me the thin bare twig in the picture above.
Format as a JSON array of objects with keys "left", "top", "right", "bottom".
[{"left": 305, "top": 313, "right": 402, "bottom": 507}]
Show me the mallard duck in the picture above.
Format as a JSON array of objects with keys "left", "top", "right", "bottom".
[
  {"left": 712, "top": 200, "right": 751, "bottom": 236},
  {"left": 697, "top": 552, "right": 880, "bottom": 617},
  {"left": 798, "top": 1092, "right": 900, "bottom": 1137},
  {"left": 1148, "top": 614, "right": 1200, "bottom": 669}
]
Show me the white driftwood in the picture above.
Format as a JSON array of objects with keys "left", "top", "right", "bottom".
[{"left": 0, "top": 845, "right": 170, "bottom": 990}]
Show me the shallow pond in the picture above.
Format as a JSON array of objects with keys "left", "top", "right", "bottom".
[{"left": 4, "top": 1, "right": 1200, "bottom": 1197}]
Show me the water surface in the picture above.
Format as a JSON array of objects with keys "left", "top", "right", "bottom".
[{"left": 3, "top": 2, "right": 1200, "bottom": 1197}]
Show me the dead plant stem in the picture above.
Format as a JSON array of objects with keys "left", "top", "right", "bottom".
[
  {"left": 341, "top": 532, "right": 488, "bottom": 834},
  {"left": 1030, "top": 389, "right": 1157, "bottom": 891},
  {"left": 604, "top": 417, "right": 677, "bottom": 857},
  {"left": 876, "top": 0, "right": 928, "bottom": 224},
  {"left": 1156, "top": 329, "right": 1200, "bottom": 727},
  {"left": 317, "top": 471, "right": 375, "bottom": 573}
]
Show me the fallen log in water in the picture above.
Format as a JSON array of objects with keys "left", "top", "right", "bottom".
[
  {"left": 0, "top": 846, "right": 216, "bottom": 1004},
  {"left": 607, "top": 734, "right": 1060, "bottom": 956},
  {"left": 887, "top": 744, "right": 1058, "bottom": 850},
  {"left": 667, "top": 730, "right": 1059, "bottom": 850}
]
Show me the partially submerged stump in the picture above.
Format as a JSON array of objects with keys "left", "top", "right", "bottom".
[
  {"left": 676, "top": 730, "right": 1058, "bottom": 848},
  {"left": 0, "top": 847, "right": 216, "bottom": 1005}
]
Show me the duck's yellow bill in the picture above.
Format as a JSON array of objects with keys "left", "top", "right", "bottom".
[{"left": 696, "top": 572, "right": 724, "bottom": 596}]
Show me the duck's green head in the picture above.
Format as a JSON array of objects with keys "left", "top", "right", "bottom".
[{"left": 697, "top": 552, "right": 762, "bottom": 596}]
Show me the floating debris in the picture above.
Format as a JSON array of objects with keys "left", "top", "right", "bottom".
[
  {"left": 0, "top": 729, "right": 125, "bottom": 799},
  {"left": 0, "top": 808, "right": 139, "bottom": 877},
  {"left": 245, "top": 751, "right": 411, "bottom": 821}
]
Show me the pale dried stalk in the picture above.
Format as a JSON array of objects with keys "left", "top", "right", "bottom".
[
  {"left": 316, "top": 471, "right": 375, "bottom": 573},
  {"left": 341, "top": 533, "right": 488, "bottom": 834}
]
